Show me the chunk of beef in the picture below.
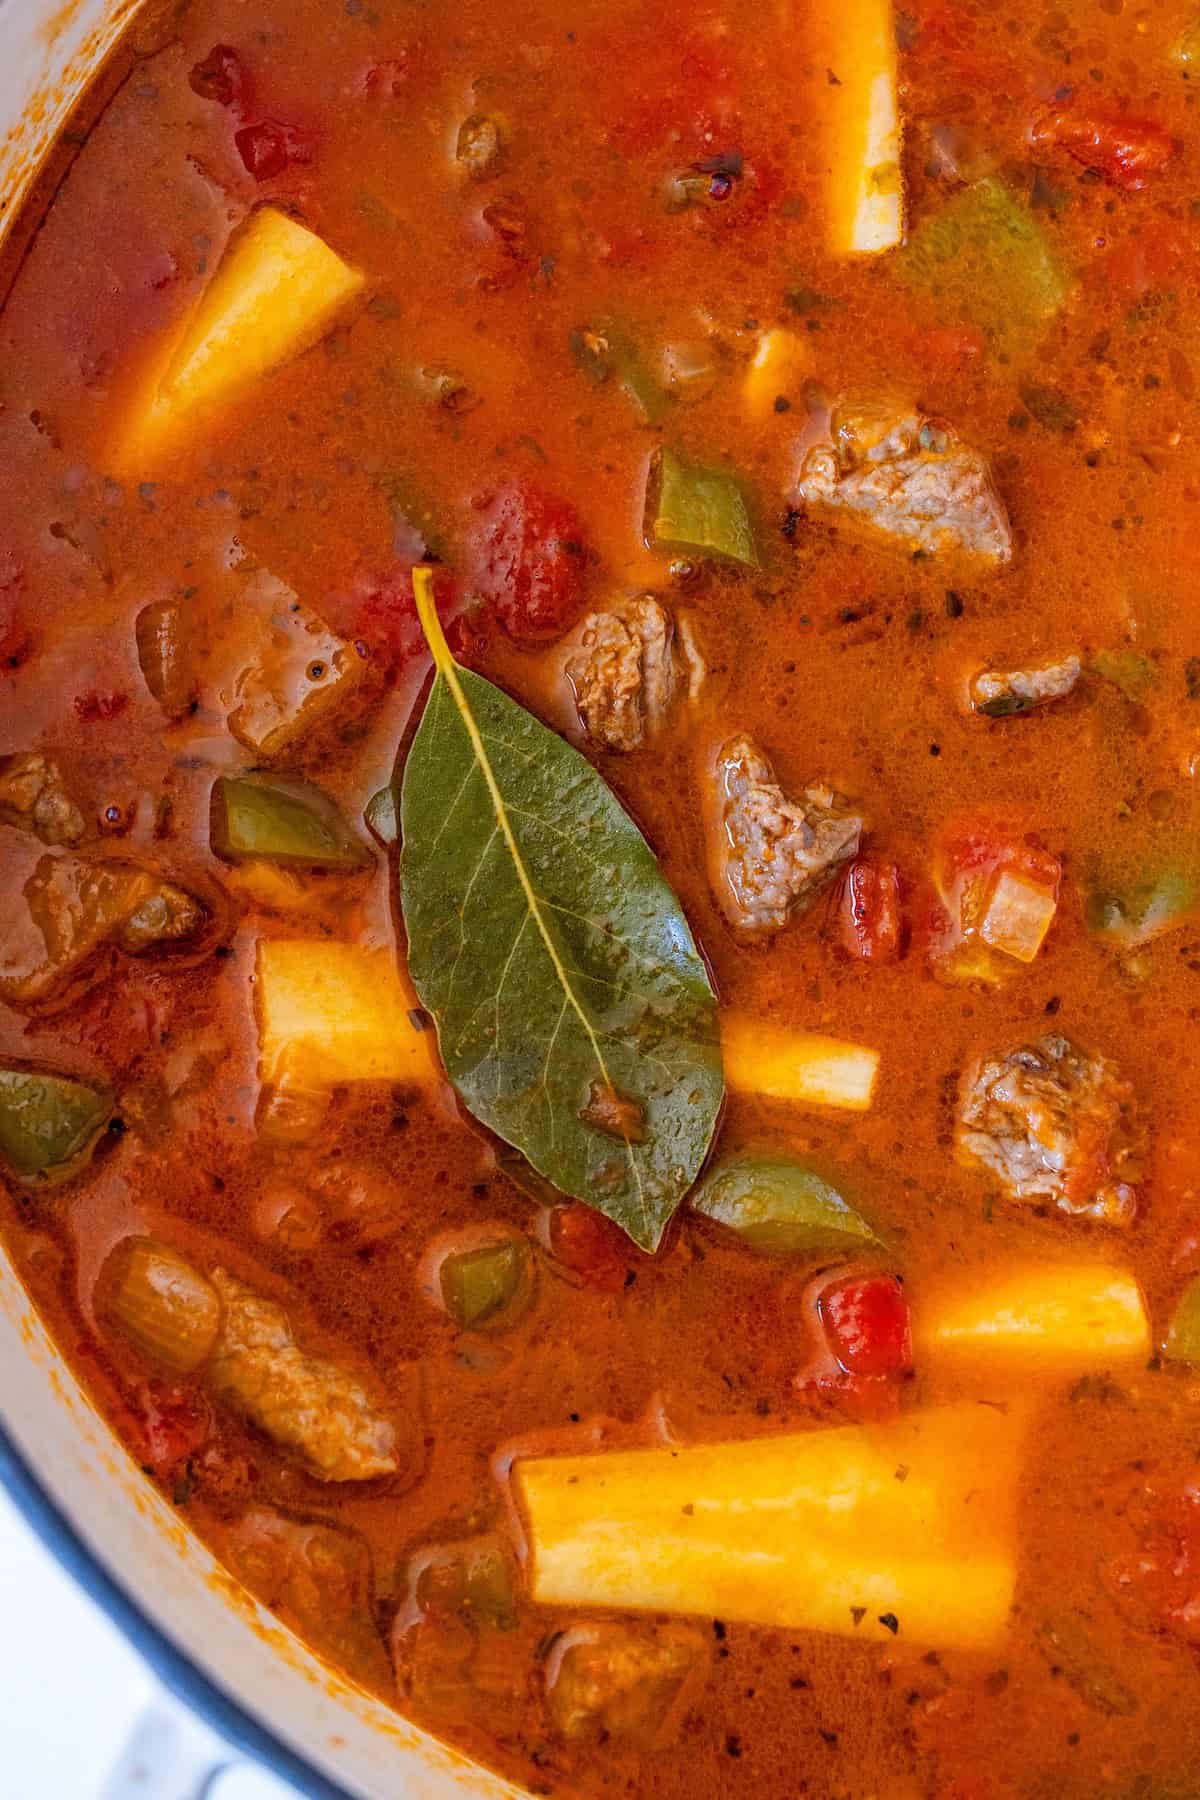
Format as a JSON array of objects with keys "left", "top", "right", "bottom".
[
  {"left": 224, "top": 1507, "right": 392, "bottom": 1691},
  {"left": 208, "top": 1270, "right": 398, "bottom": 1481},
  {"left": 565, "top": 595, "right": 702, "bottom": 751},
  {"left": 957, "top": 1033, "right": 1137, "bottom": 1225},
  {"left": 715, "top": 734, "right": 862, "bottom": 936},
  {"left": 545, "top": 1621, "right": 708, "bottom": 1746},
  {"left": 971, "top": 655, "right": 1081, "bottom": 717},
  {"left": 796, "top": 401, "right": 1013, "bottom": 566},
  {"left": 0, "top": 754, "right": 84, "bottom": 845},
  {"left": 0, "top": 849, "right": 205, "bottom": 1008}
]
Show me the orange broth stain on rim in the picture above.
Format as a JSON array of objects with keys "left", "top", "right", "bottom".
[{"left": 0, "top": 0, "right": 147, "bottom": 244}]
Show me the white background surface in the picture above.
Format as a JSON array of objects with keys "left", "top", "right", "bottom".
[{"left": 0, "top": 1483, "right": 300, "bottom": 1799}]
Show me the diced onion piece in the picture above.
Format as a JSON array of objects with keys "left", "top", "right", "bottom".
[
  {"left": 917, "top": 1262, "right": 1150, "bottom": 1377},
  {"left": 256, "top": 1043, "right": 334, "bottom": 1146},
  {"left": 820, "top": 0, "right": 904, "bottom": 254},
  {"left": 743, "top": 329, "right": 814, "bottom": 420},
  {"left": 515, "top": 1402, "right": 1025, "bottom": 1650},
  {"left": 99, "top": 1237, "right": 221, "bottom": 1375},
  {"left": 225, "top": 861, "right": 316, "bottom": 914},
  {"left": 978, "top": 867, "right": 1058, "bottom": 963},
  {"left": 256, "top": 940, "right": 438, "bottom": 1088},
  {"left": 722, "top": 1015, "right": 879, "bottom": 1111},
  {"left": 122, "top": 208, "right": 364, "bottom": 466}
]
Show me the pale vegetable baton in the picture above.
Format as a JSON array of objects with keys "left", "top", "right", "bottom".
[{"left": 516, "top": 1403, "right": 1025, "bottom": 1650}]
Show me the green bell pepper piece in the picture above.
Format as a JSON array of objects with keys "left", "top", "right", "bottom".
[
  {"left": 212, "top": 775, "right": 372, "bottom": 870},
  {"left": 1091, "top": 649, "right": 1157, "bottom": 703},
  {"left": 690, "top": 1155, "right": 879, "bottom": 1256},
  {"left": 1086, "top": 866, "right": 1198, "bottom": 948},
  {"left": 644, "top": 448, "right": 759, "bottom": 567},
  {"left": 440, "top": 1240, "right": 530, "bottom": 1329},
  {"left": 898, "top": 178, "right": 1071, "bottom": 348},
  {"left": 1165, "top": 1274, "right": 1200, "bottom": 1365},
  {"left": 569, "top": 322, "right": 665, "bottom": 424},
  {"left": 0, "top": 1068, "right": 113, "bottom": 1182}
]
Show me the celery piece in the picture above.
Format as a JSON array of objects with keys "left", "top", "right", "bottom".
[
  {"left": 644, "top": 448, "right": 759, "bottom": 568},
  {"left": 212, "top": 775, "right": 372, "bottom": 870},
  {"left": 691, "top": 1155, "right": 878, "bottom": 1256},
  {"left": 1086, "top": 866, "right": 1198, "bottom": 948},
  {"left": 1164, "top": 1275, "right": 1200, "bottom": 1365},
  {"left": 440, "top": 1240, "right": 530, "bottom": 1329},
  {"left": 100, "top": 1237, "right": 222, "bottom": 1375},
  {"left": 364, "top": 785, "right": 397, "bottom": 847},
  {"left": 0, "top": 1068, "right": 112, "bottom": 1182},
  {"left": 898, "top": 179, "right": 1071, "bottom": 346}
]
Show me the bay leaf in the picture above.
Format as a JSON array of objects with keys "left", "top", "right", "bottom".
[
  {"left": 399, "top": 569, "right": 723, "bottom": 1251},
  {"left": 690, "top": 1155, "right": 879, "bottom": 1256}
]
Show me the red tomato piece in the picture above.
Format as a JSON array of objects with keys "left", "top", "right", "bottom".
[
  {"left": 1098, "top": 220, "right": 1191, "bottom": 301},
  {"left": 548, "top": 1204, "right": 630, "bottom": 1293},
  {"left": 1030, "top": 103, "right": 1177, "bottom": 192},
  {"left": 75, "top": 690, "right": 129, "bottom": 723},
  {"left": 323, "top": 562, "right": 461, "bottom": 674},
  {"left": 818, "top": 1272, "right": 912, "bottom": 1379},
  {"left": 133, "top": 1380, "right": 212, "bottom": 1477},
  {"left": 235, "top": 119, "right": 313, "bottom": 181},
  {"left": 362, "top": 56, "right": 411, "bottom": 98},
  {"left": 467, "top": 482, "right": 588, "bottom": 643},
  {"left": 1106, "top": 1475, "right": 1200, "bottom": 1643},
  {"left": 837, "top": 856, "right": 904, "bottom": 963},
  {"left": 189, "top": 44, "right": 251, "bottom": 110}
]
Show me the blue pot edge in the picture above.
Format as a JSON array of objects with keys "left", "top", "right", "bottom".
[{"left": 0, "top": 1414, "right": 356, "bottom": 1800}]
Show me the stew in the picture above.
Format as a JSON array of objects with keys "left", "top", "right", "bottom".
[{"left": 3, "top": 0, "right": 1200, "bottom": 1792}]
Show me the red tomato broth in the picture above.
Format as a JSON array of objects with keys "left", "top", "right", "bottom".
[{"left": 2, "top": 0, "right": 1200, "bottom": 1792}]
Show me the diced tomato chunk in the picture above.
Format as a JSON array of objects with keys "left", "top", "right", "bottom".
[
  {"left": 549, "top": 1203, "right": 630, "bottom": 1293},
  {"left": 189, "top": 45, "right": 251, "bottom": 110},
  {"left": 467, "top": 482, "right": 588, "bottom": 644},
  {"left": 819, "top": 1272, "right": 913, "bottom": 1378},
  {"left": 322, "top": 561, "right": 461, "bottom": 674},
  {"left": 235, "top": 119, "right": 313, "bottom": 181},
  {"left": 837, "top": 856, "right": 904, "bottom": 963},
  {"left": 362, "top": 56, "right": 411, "bottom": 98},
  {"left": 1030, "top": 103, "right": 1177, "bottom": 192},
  {"left": 132, "top": 1380, "right": 212, "bottom": 1477},
  {"left": 1098, "top": 221, "right": 1191, "bottom": 302},
  {"left": 75, "top": 690, "right": 129, "bottom": 723},
  {"left": 792, "top": 1266, "right": 913, "bottom": 1421},
  {"left": 1106, "top": 1475, "right": 1200, "bottom": 1644}
]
